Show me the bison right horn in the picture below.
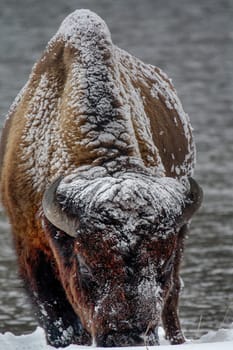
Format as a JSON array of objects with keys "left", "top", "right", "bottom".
[
  {"left": 42, "top": 177, "right": 79, "bottom": 238},
  {"left": 181, "top": 177, "right": 203, "bottom": 224}
]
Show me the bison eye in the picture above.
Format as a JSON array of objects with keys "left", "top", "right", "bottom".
[
  {"left": 77, "top": 254, "right": 97, "bottom": 291},
  {"left": 77, "top": 254, "right": 93, "bottom": 278}
]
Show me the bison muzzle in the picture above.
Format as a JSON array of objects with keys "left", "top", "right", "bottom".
[{"left": 0, "top": 9, "right": 202, "bottom": 348}]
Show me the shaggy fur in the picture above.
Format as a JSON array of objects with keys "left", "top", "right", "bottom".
[{"left": 0, "top": 10, "right": 200, "bottom": 348}]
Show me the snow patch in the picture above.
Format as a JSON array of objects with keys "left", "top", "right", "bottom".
[{"left": 1, "top": 326, "right": 233, "bottom": 349}]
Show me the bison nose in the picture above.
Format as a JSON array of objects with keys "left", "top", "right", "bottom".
[
  {"left": 95, "top": 328, "right": 159, "bottom": 347},
  {"left": 96, "top": 331, "right": 144, "bottom": 347}
]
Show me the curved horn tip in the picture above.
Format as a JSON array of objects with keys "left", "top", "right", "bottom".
[
  {"left": 42, "top": 177, "right": 62, "bottom": 210},
  {"left": 188, "top": 177, "right": 203, "bottom": 209},
  {"left": 42, "top": 177, "right": 78, "bottom": 238}
]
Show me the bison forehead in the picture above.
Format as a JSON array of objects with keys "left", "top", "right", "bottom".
[{"left": 56, "top": 161, "right": 189, "bottom": 236}]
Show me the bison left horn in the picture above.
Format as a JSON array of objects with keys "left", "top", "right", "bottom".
[{"left": 42, "top": 177, "right": 79, "bottom": 238}]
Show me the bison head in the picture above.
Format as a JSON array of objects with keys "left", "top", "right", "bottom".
[{"left": 42, "top": 159, "right": 202, "bottom": 346}]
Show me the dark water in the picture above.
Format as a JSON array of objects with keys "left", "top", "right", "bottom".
[{"left": 0, "top": 0, "right": 233, "bottom": 339}]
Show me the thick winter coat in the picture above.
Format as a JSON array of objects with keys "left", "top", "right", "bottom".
[{"left": 0, "top": 10, "right": 202, "bottom": 348}]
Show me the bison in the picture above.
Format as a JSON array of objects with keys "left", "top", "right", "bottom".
[{"left": 0, "top": 9, "right": 202, "bottom": 348}]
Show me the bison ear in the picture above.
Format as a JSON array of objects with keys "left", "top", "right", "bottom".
[
  {"left": 42, "top": 177, "right": 79, "bottom": 238},
  {"left": 180, "top": 177, "right": 203, "bottom": 224}
]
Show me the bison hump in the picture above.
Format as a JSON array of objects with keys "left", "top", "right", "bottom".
[
  {"left": 54, "top": 9, "right": 112, "bottom": 51},
  {"left": 1, "top": 9, "right": 195, "bottom": 197}
]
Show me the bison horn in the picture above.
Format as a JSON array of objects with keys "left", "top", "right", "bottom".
[
  {"left": 182, "top": 177, "right": 203, "bottom": 223},
  {"left": 42, "top": 177, "right": 79, "bottom": 238}
]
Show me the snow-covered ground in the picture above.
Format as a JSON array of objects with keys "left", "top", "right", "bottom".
[{"left": 1, "top": 326, "right": 233, "bottom": 350}]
